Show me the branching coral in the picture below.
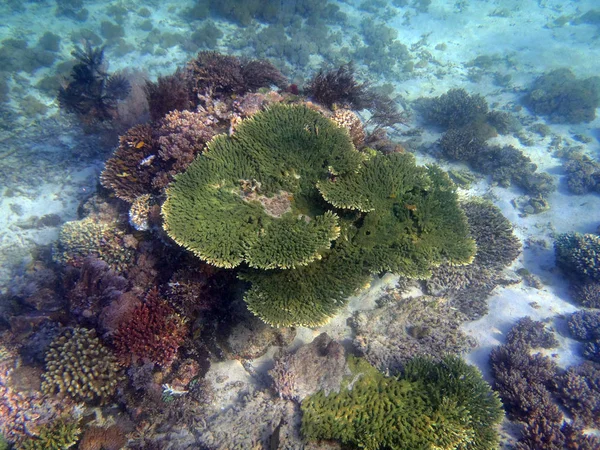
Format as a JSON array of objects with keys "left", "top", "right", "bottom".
[
  {"left": 523, "top": 68, "right": 600, "bottom": 123},
  {"left": 301, "top": 355, "right": 503, "bottom": 450},
  {"left": 163, "top": 103, "right": 475, "bottom": 326},
  {"left": 424, "top": 199, "right": 521, "bottom": 319},
  {"left": 41, "top": 328, "right": 123, "bottom": 404},
  {"left": 188, "top": 51, "right": 285, "bottom": 98},
  {"left": 112, "top": 289, "right": 187, "bottom": 367},
  {"left": 555, "top": 232, "right": 600, "bottom": 281},
  {"left": 19, "top": 419, "right": 81, "bottom": 450}
]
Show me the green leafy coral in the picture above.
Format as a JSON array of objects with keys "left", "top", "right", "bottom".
[
  {"left": 301, "top": 356, "right": 503, "bottom": 450},
  {"left": 163, "top": 104, "right": 362, "bottom": 269},
  {"left": 19, "top": 419, "right": 80, "bottom": 450},
  {"left": 163, "top": 103, "right": 475, "bottom": 326}
]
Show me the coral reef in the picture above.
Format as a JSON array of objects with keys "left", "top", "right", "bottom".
[
  {"left": 305, "top": 63, "right": 370, "bottom": 109},
  {"left": 63, "top": 257, "right": 129, "bottom": 326},
  {"left": 54, "top": 217, "right": 135, "bottom": 273},
  {"left": 555, "top": 232, "right": 600, "bottom": 281},
  {"left": 269, "top": 333, "right": 347, "bottom": 402},
  {"left": 424, "top": 199, "right": 521, "bottom": 319},
  {"left": 522, "top": 68, "right": 600, "bottom": 123},
  {"left": 505, "top": 317, "right": 558, "bottom": 349},
  {"left": 41, "top": 328, "right": 122, "bottom": 404},
  {"left": 78, "top": 425, "right": 127, "bottom": 450},
  {"left": 489, "top": 319, "right": 599, "bottom": 448},
  {"left": 301, "top": 355, "right": 503, "bottom": 450},
  {"left": 351, "top": 295, "right": 476, "bottom": 373},
  {"left": 112, "top": 289, "right": 187, "bottom": 367},
  {"left": 418, "top": 88, "right": 489, "bottom": 129},
  {"left": 164, "top": 104, "right": 474, "bottom": 326},
  {"left": 19, "top": 419, "right": 81, "bottom": 450},
  {"left": 561, "top": 150, "right": 600, "bottom": 195},
  {"left": 188, "top": 51, "right": 286, "bottom": 98}
]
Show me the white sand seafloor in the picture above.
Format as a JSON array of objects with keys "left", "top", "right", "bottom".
[{"left": 1, "top": 0, "right": 600, "bottom": 446}]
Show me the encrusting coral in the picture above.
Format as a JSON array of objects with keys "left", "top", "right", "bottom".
[
  {"left": 163, "top": 103, "right": 475, "bottom": 326},
  {"left": 301, "top": 355, "right": 503, "bottom": 450},
  {"left": 41, "top": 328, "right": 122, "bottom": 405}
]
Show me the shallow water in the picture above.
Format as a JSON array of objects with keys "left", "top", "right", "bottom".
[{"left": 0, "top": 0, "right": 599, "bottom": 448}]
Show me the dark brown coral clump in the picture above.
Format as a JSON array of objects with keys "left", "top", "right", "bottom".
[
  {"left": 188, "top": 51, "right": 285, "bottom": 97},
  {"left": 100, "top": 124, "right": 159, "bottom": 203},
  {"left": 145, "top": 68, "right": 195, "bottom": 122},
  {"left": 79, "top": 425, "right": 127, "bottom": 450}
]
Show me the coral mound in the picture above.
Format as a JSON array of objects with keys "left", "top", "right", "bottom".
[
  {"left": 163, "top": 103, "right": 475, "bottom": 326},
  {"left": 41, "top": 328, "right": 122, "bottom": 404}
]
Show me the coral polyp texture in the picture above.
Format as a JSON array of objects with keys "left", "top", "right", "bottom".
[
  {"left": 162, "top": 103, "right": 362, "bottom": 270},
  {"left": 41, "top": 328, "right": 122, "bottom": 404},
  {"left": 301, "top": 356, "right": 503, "bottom": 450},
  {"left": 54, "top": 217, "right": 135, "bottom": 273},
  {"left": 163, "top": 103, "right": 475, "bottom": 326},
  {"left": 19, "top": 419, "right": 81, "bottom": 450},
  {"left": 112, "top": 289, "right": 187, "bottom": 367}
]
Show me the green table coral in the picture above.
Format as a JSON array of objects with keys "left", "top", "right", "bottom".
[
  {"left": 301, "top": 356, "right": 503, "bottom": 450},
  {"left": 163, "top": 103, "right": 475, "bottom": 327}
]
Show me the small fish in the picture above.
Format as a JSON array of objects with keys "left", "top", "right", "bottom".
[
  {"left": 134, "top": 141, "right": 146, "bottom": 149},
  {"left": 116, "top": 172, "right": 130, "bottom": 178},
  {"left": 405, "top": 204, "right": 417, "bottom": 211}
]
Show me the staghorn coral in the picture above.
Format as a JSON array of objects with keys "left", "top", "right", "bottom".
[
  {"left": 19, "top": 419, "right": 81, "bottom": 450},
  {"left": 144, "top": 68, "right": 195, "bottom": 122},
  {"left": 54, "top": 217, "right": 135, "bottom": 273},
  {"left": 41, "top": 328, "right": 123, "bottom": 404},
  {"left": 418, "top": 88, "right": 489, "bottom": 129},
  {"left": 506, "top": 317, "right": 558, "bottom": 349},
  {"left": 112, "top": 289, "right": 187, "bottom": 367},
  {"left": 554, "top": 361, "right": 600, "bottom": 428},
  {"left": 555, "top": 232, "right": 600, "bottom": 281},
  {"left": 301, "top": 355, "right": 503, "bottom": 450},
  {"left": 351, "top": 295, "right": 476, "bottom": 373}
]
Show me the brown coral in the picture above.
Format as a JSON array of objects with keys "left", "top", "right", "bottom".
[
  {"left": 41, "top": 328, "right": 123, "bottom": 404},
  {"left": 331, "top": 108, "right": 365, "bottom": 148},
  {"left": 100, "top": 124, "right": 159, "bottom": 203},
  {"left": 79, "top": 425, "right": 127, "bottom": 450}
]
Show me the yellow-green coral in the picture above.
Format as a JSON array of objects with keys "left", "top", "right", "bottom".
[
  {"left": 163, "top": 103, "right": 475, "bottom": 327},
  {"left": 18, "top": 419, "right": 80, "bottom": 450},
  {"left": 162, "top": 103, "right": 362, "bottom": 269},
  {"left": 54, "top": 217, "right": 134, "bottom": 272},
  {"left": 301, "top": 356, "right": 503, "bottom": 450},
  {"left": 41, "top": 328, "right": 123, "bottom": 404}
]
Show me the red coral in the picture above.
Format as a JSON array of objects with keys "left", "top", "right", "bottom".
[{"left": 112, "top": 289, "right": 187, "bottom": 367}]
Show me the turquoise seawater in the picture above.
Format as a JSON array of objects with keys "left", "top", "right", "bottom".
[{"left": 0, "top": 1, "right": 599, "bottom": 448}]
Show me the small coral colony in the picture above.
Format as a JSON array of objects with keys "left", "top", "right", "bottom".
[{"left": 1, "top": 42, "right": 600, "bottom": 450}]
